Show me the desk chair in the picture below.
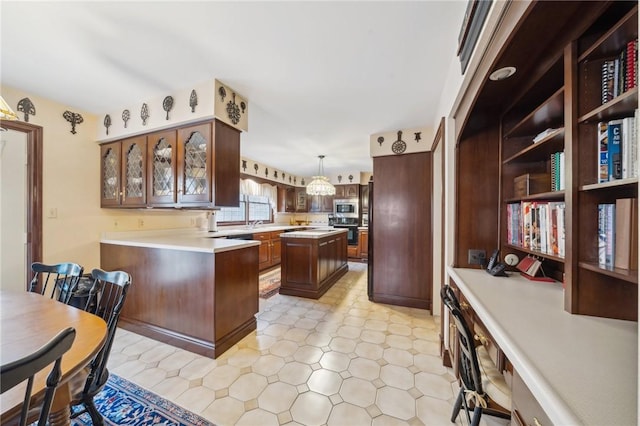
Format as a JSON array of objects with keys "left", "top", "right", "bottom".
[
  {"left": 0, "top": 327, "right": 76, "bottom": 426},
  {"left": 29, "top": 262, "right": 84, "bottom": 304},
  {"left": 441, "top": 285, "right": 511, "bottom": 426},
  {"left": 69, "top": 268, "right": 131, "bottom": 425}
]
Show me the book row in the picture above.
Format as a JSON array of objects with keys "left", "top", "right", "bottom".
[
  {"left": 601, "top": 38, "right": 637, "bottom": 104},
  {"left": 506, "top": 201, "right": 565, "bottom": 258},
  {"left": 598, "top": 110, "right": 638, "bottom": 183},
  {"left": 598, "top": 198, "right": 638, "bottom": 270}
]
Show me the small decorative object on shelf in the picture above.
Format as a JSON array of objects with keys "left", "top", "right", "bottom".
[
  {"left": 282, "top": 173, "right": 286, "bottom": 181},
  {"left": 104, "top": 114, "right": 111, "bottom": 135},
  {"left": 516, "top": 255, "right": 554, "bottom": 282},
  {"left": 63, "top": 110, "right": 83, "bottom": 134},
  {"left": 189, "top": 90, "right": 198, "bottom": 113},
  {"left": 254, "top": 163, "right": 258, "bottom": 173},
  {"left": 265, "top": 168, "right": 269, "bottom": 177},
  {"left": 377, "top": 136, "right": 384, "bottom": 146},
  {"left": 348, "top": 174, "right": 354, "bottom": 183},
  {"left": 226, "top": 93, "right": 241, "bottom": 125},
  {"left": 122, "top": 109, "right": 130, "bottom": 128},
  {"left": 240, "top": 101, "right": 246, "bottom": 114},
  {"left": 301, "top": 178, "right": 305, "bottom": 186},
  {"left": 274, "top": 170, "right": 278, "bottom": 179},
  {"left": 141, "top": 103, "right": 149, "bottom": 125},
  {"left": 218, "top": 86, "right": 226, "bottom": 102},
  {"left": 338, "top": 175, "right": 342, "bottom": 183},
  {"left": 392, "top": 131, "right": 407, "bottom": 154},
  {"left": 17, "top": 98, "right": 35, "bottom": 122},
  {"left": 414, "top": 131, "right": 422, "bottom": 143},
  {"left": 242, "top": 160, "right": 247, "bottom": 172},
  {"left": 162, "top": 96, "right": 174, "bottom": 120}
]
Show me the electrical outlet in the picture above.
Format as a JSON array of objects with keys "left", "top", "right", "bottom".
[{"left": 468, "top": 249, "right": 486, "bottom": 265}]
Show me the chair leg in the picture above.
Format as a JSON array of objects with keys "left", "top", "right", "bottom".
[
  {"left": 84, "top": 397, "right": 104, "bottom": 426},
  {"left": 470, "top": 405, "right": 482, "bottom": 426},
  {"left": 450, "top": 387, "right": 464, "bottom": 423}
]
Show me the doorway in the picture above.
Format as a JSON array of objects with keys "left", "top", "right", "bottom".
[{"left": 0, "top": 120, "right": 42, "bottom": 290}]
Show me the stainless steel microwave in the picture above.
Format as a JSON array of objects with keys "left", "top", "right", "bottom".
[{"left": 334, "top": 199, "right": 358, "bottom": 217}]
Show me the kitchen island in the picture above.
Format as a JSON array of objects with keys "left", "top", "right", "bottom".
[
  {"left": 280, "top": 228, "right": 348, "bottom": 299},
  {"left": 101, "top": 229, "right": 263, "bottom": 358}
]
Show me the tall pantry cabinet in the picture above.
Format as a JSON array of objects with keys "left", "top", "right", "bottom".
[{"left": 455, "top": 1, "right": 638, "bottom": 321}]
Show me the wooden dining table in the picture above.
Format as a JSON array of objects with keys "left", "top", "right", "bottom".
[{"left": 0, "top": 290, "right": 107, "bottom": 426}]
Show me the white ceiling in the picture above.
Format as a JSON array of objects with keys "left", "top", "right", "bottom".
[{"left": 1, "top": 1, "right": 467, "bottom": 177}]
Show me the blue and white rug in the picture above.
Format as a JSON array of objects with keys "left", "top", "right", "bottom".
[{"left": 71, "top": 374, "right": 213, "bottom": 426}]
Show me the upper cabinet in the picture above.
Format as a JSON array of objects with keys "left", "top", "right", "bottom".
[
  {"left": 334, "top": 184, "right": 359, "bottom": 199},
  {"left": 100, "top": 136, "right": 147, "bottom": 207},
  {"left": 101, "top": 119, "right": 240, "bottom": 209}
]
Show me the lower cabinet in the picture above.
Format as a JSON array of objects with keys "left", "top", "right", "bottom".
[
  {"left": 255, "top": 231, "right": 284, "bottom": 271},
  {"left": 358, "top": 229, "right": 368, "bottom": 260},
  {"left": 512, "top": 369, "right": 552, "bottom": 426},
  {"left": 347, "top": 245, "right": 359, "bottom": 259}
]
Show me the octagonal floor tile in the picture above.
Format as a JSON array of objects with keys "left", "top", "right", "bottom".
[
  {"left": 307, "top": 369, "right": 342, "bottom": 395},
  {"left": 258, "top": 381, "right": 298, "bottom": 414},
  {"left": 290, "top": 391, "right": 333, "bottom": 425},
  {"left": 376, "top": 386, "right": 416, "bottom": 420},
  {"left": 327, "top": 402, "right": 373, "bottom": 425},
  {"left": 340, "top": 377, "right": 377, "bottom": 407},
  {"left": 229, "top": 372, "right": 268, "bottom": 401}
]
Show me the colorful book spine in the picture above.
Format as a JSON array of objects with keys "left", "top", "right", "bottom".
[
  {"left": 607, "top": 119, "right": 623, "bottom": 181},
  {"left": 597, "top": 122, "right": 609, "bottom": 183}
]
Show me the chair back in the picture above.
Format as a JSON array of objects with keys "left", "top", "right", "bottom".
[
  {"left": 0, "top": 327, "right": 76, "bottom": 426},
  {"left": 81, "top": 268, "right": 131, "bottom": 395},
  {"left": 441, "top": 286, "right": 484, "bottom": 396},
  {"left": 29, "top": 262, "right": 84, "bottom": 304}
]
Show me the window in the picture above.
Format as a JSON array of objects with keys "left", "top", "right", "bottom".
[{"left": 217, "top": 179, "right": 277, "bottom": 224}]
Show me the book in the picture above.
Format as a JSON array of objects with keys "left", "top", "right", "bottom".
[
  {"left": 550, "top": 153, "right": 557, "bottom": 191},
  {"left": 556, "top": 203, "right": 566, "bottom": 257},
  {"left": 607, "top": 119, "right": 623, "bottom": 181},
  {"left": 522, "top": 201, "right": 532, "bottom": 249},
  {"left": 598, "top": 203, "right": 616, "bottom": 268},
  {"left": 558, "top": 152, "right": 565, "bottom": 190},
  {"left": 614, "top": 198, "right": 638, "bottom": 270},
  {"left": 597, "top": 122, "right": 609, "bottom": 183},
  {"left": 602, "top": 60, "right": 615, "bottom": 104},
  {"left": 626, "top": 39, "right": 637, "bottom": 91}
]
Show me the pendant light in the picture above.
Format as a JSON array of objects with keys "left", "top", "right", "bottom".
[
  {"left": 306, "top": 155, "right": 336, "bottom": 196},
  {"left": 0, "top": 96, "right": 18, "bottom": 121}
]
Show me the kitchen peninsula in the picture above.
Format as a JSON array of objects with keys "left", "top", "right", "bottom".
[
  {"left": 280, "top": 228, "right": 349, "bottom": 298},
  {"left": 100, "top": 228, "right": 266, "bottom": 358}
]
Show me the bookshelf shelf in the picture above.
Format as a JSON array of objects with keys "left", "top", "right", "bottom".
[
  {"left": 578, "top": 6, "right": 638, "bottom": 62},
  {"left": 580, "top": 177, "right": 638, "bottom": 192},
  {"left": 577, "top": 88, "right": 638, "bottom": 124},
  {"left": 503, "top": 129, "right": 565, "bottom": 164},
  {"left": 503, "top": 88, "right": 565, "bottom": 139},
  {"left": 578, "top": 261, "right": 638, "bottom": 284},
  {"left": 505, "top": 191, "right": 564, "bottom": 203},
  {"left": 504, "top": 244, "right": 565, "bottom": 263}
]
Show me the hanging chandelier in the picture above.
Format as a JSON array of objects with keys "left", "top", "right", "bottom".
[{"left": 306, "top": 155, "right": 336, "bottom": 196}]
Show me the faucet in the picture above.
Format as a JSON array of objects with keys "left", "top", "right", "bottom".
[{"left": 248, "top": 220, "right": 263, "bottom": 229}]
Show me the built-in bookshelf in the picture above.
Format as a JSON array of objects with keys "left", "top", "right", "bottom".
[{"left": 496, "top": 2, "right": 638, "bottom": 320}]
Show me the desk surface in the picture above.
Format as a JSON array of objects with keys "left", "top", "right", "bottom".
[
  {"left": 0, "top": 290, "right": 107, "bottom": 420},
  {"left": 448, "top": 267, "right": 638, "bottom": 426}
]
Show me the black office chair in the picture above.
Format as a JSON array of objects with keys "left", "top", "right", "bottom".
[
  {"left": 69, "top": 268, "right": 131, "bottom": 425},
  {"left": 441, "top": 285, "right": 511, "bottom": 426},
  {"left": 0, "top": 327, "right": 76, "bottom": 426},
  {"left": 29, "top": 262, "right": 84, "bottom": 304}
]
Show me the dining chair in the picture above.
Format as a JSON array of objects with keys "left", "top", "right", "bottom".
[
  {"left": 69, "top": 268, "right": 131, "bottom": 425},
  {"left": 441, "top": 285, "right": 511, "bottom": 426},
  {"left": 0, "top": 327, "right": 76, "bottom": 426},
  {"left": 29, "top": 262, "right": 84, "bottom": 304}
]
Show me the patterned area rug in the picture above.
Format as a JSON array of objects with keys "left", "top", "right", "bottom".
[
  {"left": 71, "top": 374, "right": 213, "bottom": 426},
  {"left": 259, "top": 267, "right": 281, "bottom": 299}
]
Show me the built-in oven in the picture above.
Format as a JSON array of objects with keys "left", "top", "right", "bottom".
[
  {"left": 334, "top": 224, "right": 358, "bottom": 245},
  {"left": 334, "top": 198, "right": 359, "bottom": 218}
]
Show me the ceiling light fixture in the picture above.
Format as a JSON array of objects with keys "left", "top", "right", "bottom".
[
  {"left": 0, "top": 96, "right": 19, "bottom": 121},
  {"left": 306, "top": 155, "right": 336, "bottom": 196},
  {"left": 489, "top": 66, "right": 516, "bottom": 81}
]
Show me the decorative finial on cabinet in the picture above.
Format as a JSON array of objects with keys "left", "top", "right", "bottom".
[
  {"left": 17, "top": 98, "right": 35, "bottom": 122},
  {"left": 141, "top": 103, "right": 149, "bottom": 125},
  {"left": 189, "top": 90, "right": 198, "bottom": 113},
  {"left": 377, "top": 136, "right": 384, "bottom": 146},
  {"left": 122, "top": 109, "right": 130, "bottom": 128},
  {"left": 162, "top": 96, "right": 174, "bottom": 120},
  {"left": 104, "top": 115, "right": 111, "bottom": 135}
]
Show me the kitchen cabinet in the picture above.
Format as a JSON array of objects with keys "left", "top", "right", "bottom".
[
  {"left": 295, "top": 187, "right": 308, "bottom": 212},
  {"left": 360, "top": 184, "right": 369, "bottom": 211},
  {"left": 101, "top": 119, "right": 240, "bottom": 209},
  {"left": 100, "top": 135, "right": 147, "bottom": 207},
  {"left": 358, "top": 229, "right": 368, "bottom": 260},
  {"left": 254, "top": 230, "right": 283, "bottom": 271},
  {"left": 347, "top": 245, "right": 358, "bottom": 258},
  {"left": 309, "top": 194, "right": 333, "bottom": 213},
  {"left": 334, "top": 184, "right": 359, "bottom": 199},
  {"left": 512, "top": 370, "right": 552, "bottom": 426},
  {"left": 277, "top": 185, "right": 296, "bottom": 212}
]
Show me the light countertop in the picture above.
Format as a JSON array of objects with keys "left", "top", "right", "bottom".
[
  {"left": 280, "top": 228, "right": 348, "bottom": 239},
  {"left": 448, "top": 267, "right": 637, "bottom": 426}
]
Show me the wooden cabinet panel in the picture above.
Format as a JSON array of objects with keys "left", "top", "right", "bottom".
[
  {"left": 101, "top": 119, "right": 240, "bottom": 209},
  {"left": 334, "top": 184, "right": 359, "bottom": 199},
  {"left": 347, "top": 245, "right": 358, "bottom": 258},
  {"left": 309, "top": 194, "right": 333, "bottom": 212},
  {"left": 512, "top": 369, "right": 552, "bottom": 426},
  {"left": 358, "top": 230, "right": 368, "bottom": 259},
  {"left": 277, "top": 186, "right": 296, "bottom": 212},
  {"left": 295, "top": 188, "right": 308, "bottom": 212}
]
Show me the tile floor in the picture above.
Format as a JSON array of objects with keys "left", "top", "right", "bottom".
[{"left": 108, "top": 262, "right": 504, "bottom": 426}]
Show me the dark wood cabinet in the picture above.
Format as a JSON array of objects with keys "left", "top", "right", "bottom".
[
  {"left": 334, "top": 184, "right": 359, "bottom": 199},
  {"left": 295, "top": 188, "right": 308, "bottom": 212},
  {"left": 371, "top": 152, "right": 432, "bottom": 309},
  {"left": 100, "top": 136, "right": 148, "bottom": 207},
  {"left": 309, "top": 194, "right": 333, "bottom": 212},
  {"left": 101, "top": 119, "right": 240, "bottom": 209},
  {"left": 254, "top": 230, "right": 283, "bottom": 271},
  {"left": 358, "top": 229, "right": 368, "bottom": 260},
  {"left": 277, "top": 186, "right": 296, "bottom": 212}
]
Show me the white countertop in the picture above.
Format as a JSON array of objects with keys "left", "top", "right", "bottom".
[
  {"left": 448, "top": 267, "right": 637, "bottom": 426},
  {"left": 280, "top": 228, "right": 348, "bottom": 239}
]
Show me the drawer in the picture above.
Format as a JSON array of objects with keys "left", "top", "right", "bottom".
[
  {"left": 253, "top": 232, "right": 270, "bottom": 242},
  {"left": 472, "top": 317, "right": 501, "bottom": 371},
  {"left": 270, "top": 231, "right": 282, "bottom": 240},
  {"left": 511, "top": 369, "right": 551, "bottom": 426}
]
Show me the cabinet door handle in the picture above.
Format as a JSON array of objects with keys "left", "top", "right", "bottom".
[
  {"left": 474, "top": 333, "right": 489, "bottom": 346},
  {"left": 460, "top": 301, "right": 470, "bottom": 310}
]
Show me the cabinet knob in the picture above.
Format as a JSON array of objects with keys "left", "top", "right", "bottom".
[
  {"left": 460, "top": 301, "right": 470, "bottom": 310},
  {"left": 474, "top": 333, "right": 489, "bottom": 346}
]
